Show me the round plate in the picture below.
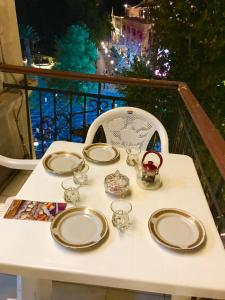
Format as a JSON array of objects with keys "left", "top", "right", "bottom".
[
  {"left": 148, "top": 208, "right": 206, "bottom": 251},
  {"left": 43, "top": 151, "right": 84, "bottom": 175},
  {"left": 51, "top": 207, "right": 109, "bottom": 249},
  {"left": 83, "top": 143, "right": 120, "bottom": 164}
]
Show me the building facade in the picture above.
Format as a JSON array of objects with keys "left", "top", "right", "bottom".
[{"left": 111, "top": 1, "right": 152, "bottom": 57}]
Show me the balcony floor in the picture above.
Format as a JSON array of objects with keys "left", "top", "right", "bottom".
[{"left": 0, "top": 171, "right": 32, "bottom": 203}]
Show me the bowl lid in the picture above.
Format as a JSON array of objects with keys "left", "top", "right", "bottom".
[{"left": 104, "top": 170, "right": 129, "bottom": 188}]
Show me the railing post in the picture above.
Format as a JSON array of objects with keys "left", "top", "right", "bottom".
[
  {"left": 53, "top": 92, "right": 57, "bottom": 141},
  {"left": 69, "top": 93, "right": 73, "bottom": 141},
  {"left": 83, "top": 95, "right": 87, "bottom": 140},
  {"left": 39, "top": 91, "right": 44, "bottom": 156},
  {"left": 24, "top": 74, "right": 33, "bottom": 158},
  {"left": 97, "top": 82, "right": 102, "bottom": 116}
]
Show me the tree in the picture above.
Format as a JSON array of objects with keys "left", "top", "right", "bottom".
[
  {"left": 19, "top": 24, "right": 39, "bottom": 65},
  {"left": 50, "top": 25, "right": 98, "bottom": 92},
  {"left": 64, "top": 0, "right": 112, "bottom": 43},
  {"left": 148, "top": 0, "right": 225, "bottom": 137}
]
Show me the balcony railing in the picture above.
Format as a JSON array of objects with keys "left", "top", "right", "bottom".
[{"left": 0, "top": 64, "right": 225, "bottom": 244}]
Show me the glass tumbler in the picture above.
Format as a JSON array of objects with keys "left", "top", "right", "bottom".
[
  {"left": 61, "top": 178, "right": 80, "bottom": 206},
  {"left": 126, "top": 146, "right": 141, "bottom": 166},
  {"left": 111, "top": 200, "right": 132, "bottom": 231},
  {"left": 73, "top": 164, "right": 89, "bottom": 186}
]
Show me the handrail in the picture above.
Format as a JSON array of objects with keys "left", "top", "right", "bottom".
[
  {"left": 178, "top": 83, "right": 225, "bottom": 178},
  {"left": 0, "top": 64, "right": 180, "bottom": 89},
  {"left": 0, "top": 63, "right": 225, "bottom": 178}
]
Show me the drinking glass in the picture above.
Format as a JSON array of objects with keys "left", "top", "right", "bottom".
[
  {"left": 111, "top": 200, "right": 132, "bottom": 231},
  {"left": 61, "top": 178, "right": 80, "bottom": 206},
  {"left": 71, "top": 158, "right": 85, "bottom": 173},
  {"left": 126, "top": 145, "right": 141, "bottom": 166},
  {"left": 73, "top": 164, "right": 89, "bottom": 186}
]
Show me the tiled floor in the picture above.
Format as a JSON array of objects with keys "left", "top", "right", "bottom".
[
  {"left": 0, "top": 274, "right": 17, "bottom": 300},
  {"left": 0, "top": 171, "right": 30, "bottom": 300},
  {"left": 0, "top": 171, "right": 31, "bottom": 203}
]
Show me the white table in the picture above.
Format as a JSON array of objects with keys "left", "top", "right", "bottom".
[{"left": 0, "top": 141, "right": 224, "bottom": 300}]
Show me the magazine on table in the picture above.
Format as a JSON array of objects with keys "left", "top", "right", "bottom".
[{"left": 4, "top": 199, "right": 67, "bottom": 221}]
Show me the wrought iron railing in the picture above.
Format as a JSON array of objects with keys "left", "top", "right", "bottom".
[
  {"left": 0, "top": 64, "right": 224, "bottom": 244},
  {"left": 20, "top": 83, "right": 125, "bottom": 156}
]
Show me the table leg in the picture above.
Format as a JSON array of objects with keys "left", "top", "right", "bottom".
[{"left": 17, "top": 276, "right": 52, "bottom": 300}]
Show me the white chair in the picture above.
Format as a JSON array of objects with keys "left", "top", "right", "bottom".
[
  {"left": 85, "top": 107, "right": 169, "bottom": 153},
  {"left": 0, "top": 155, "right": 39, "bottom": 170},
  {"left": 0, "top": 155, "right": 39, "bottom": 203},
  {"left": 0, "top": 155, "right": 39, "bottom": 300}
]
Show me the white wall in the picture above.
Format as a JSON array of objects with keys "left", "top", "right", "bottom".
[
  {"left": 0, "top": 0, "right": 23, "bottom": 88},
  {"left": 0, "top": 0, "right": 33, "bottom": 186}
]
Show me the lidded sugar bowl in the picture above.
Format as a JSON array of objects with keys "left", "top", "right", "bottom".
[{"left": 104, "top": 170, "right": 129, "bottom": 197}]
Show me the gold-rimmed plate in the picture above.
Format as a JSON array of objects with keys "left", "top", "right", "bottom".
[
  {"left": 43, "top": 151, "right": 84, "bottom": 176},
  {"left": 83, "top": 143, "right": 120, "bottom": 164},
  {"left": 51, "top": 207, "right": 109, "bottom": 249},
  {"left": 148, "top": 208, "right": 206, "bottom": 251}
]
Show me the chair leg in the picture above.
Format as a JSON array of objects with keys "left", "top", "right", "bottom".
[{"left": 17, "top": 276, "right": 52, "bottom": 300}]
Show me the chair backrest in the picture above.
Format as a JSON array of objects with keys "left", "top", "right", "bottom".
[{"left": 85, "top": 107, "right": 169, "bottom": 153}]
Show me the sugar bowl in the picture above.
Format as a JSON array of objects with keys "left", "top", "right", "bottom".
[{"left": 104, "top": 170, "right": 130, "bottom": 197}]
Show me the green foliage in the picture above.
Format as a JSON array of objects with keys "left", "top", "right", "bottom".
[
  {"left": 64, "top": 0, "right": 112, "bottom": 43},
  {"left": 110, "top": 46, "right": 120, "bottom": 60},
  {"left": 18, "top": 24, "right": 39, "bottom": 64},
  {"left": 149, "top": 0, "right": 225, "bottom": 137},
  {"left": 49, "top": 25, "right": 98, "bottom": 93},
  {"left": 19, "top": 24, "right": 39, "bottom": 41},
  {"left": 122, "top": 57, "right": 152, "bottom": 81},
  {"left": 120, "top": 57, "right": 171, "bottom": 108}
]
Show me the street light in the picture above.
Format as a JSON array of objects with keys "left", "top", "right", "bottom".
[
  {"left": 110, "top": 60, "right": 114, "bottom": 65},
  {"left": 124, "top": 4, "right": 128, "bottom": 16}
]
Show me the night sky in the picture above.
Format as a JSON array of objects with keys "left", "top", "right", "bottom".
[
  {"left": 103, "top": 0, "right": 141, "bottom": 15},
  {"left": 15, "top": 0, "right": 141, "bottom": 23},
  {"left": 15, "top": 0, "right": 141, "bottom": 54}
]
